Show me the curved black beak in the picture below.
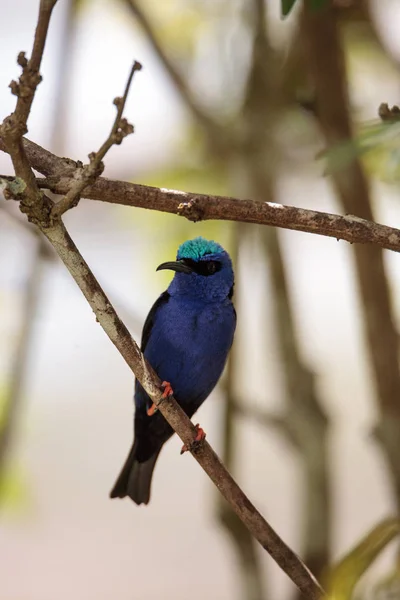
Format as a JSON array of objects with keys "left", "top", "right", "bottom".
[{"left": 156, "top": 260, "right": 193, "bottom": 274}]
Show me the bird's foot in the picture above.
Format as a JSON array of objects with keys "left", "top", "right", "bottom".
[
  {"left": 180, "top": 424, "right": 206, "bottom": 455},
  {"left": 146, "top": 381, "right": 174, "bottom": 416},
  {"left": 161, "top": 380, "right": 174, "bottom": 398},
  {"left": 146, "top": 403, "right": 158, "bottom": 416}
]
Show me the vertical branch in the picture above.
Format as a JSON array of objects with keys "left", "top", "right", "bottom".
[
  {"left": 111, "top": 1, "right": 331, "bottom": 592},
  {"left": 217, "top": 224, "right": 266, "bottom": 600},
  {"left": 240, "top": 0, "right": 332, "bottom": 585},
  {"left": 0, "top": 238, "right": 45, "bottom": 496},
  {"left": 302, "top": 0, "right": 400, "bottom": 513},
  {"left": 260, "top": 226, "right": 331, "bottom": 581}
]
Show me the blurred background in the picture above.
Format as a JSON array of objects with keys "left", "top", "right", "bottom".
[{"left": 2, "top": 0, "right": 400, "bottom": 599}]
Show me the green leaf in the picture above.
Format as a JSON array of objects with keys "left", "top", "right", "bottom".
[
  {"left": 282, "top": 0, "right": 329, "bottom": 17},
  {"left": 326, "top": 518, "right": 400, "bottom": 600},
  {"left": 281, "top": 0, "right": 299, "bottom": 17},
  {"left": 321, "top": 119, "right": 400, "bottom": 181},
  {"left": 308, "top": 0, "right": 329, "bottom": 9}
]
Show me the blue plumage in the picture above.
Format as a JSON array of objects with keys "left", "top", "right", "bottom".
[{"left": 110, "top": 237, "right": 236, "bottom": 505}]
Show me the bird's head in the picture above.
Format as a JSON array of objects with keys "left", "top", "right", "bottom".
[{"left": 157, "top": 237, "right": 234, "bottom": 302}]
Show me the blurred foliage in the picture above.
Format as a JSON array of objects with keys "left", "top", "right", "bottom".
[
  {"left": 325, "top": 518, "right": 400, "bottom": 600},
  {"left": 0, "top": 389, "right": 27, "bottom": 514},
  {"left": 0, "top": 467, "right": 28, "bottom": 514},
  {"left": 282, "top": 0, "right": 328, "bottom": 18},
  {"left": 322, "top": 118, "right": 400, "bottom": 183},
  {"left": 121, "top": 0, "right": 217, "bottom": 60},
  {"left": 143, "top": 1, "right": 205, "bottom": 56},
  {"left": 372, "top": 567, "right": 400, "bottom": 600},
  {"left": 281, "top": 0, "right": 298, "bottom": 15}
]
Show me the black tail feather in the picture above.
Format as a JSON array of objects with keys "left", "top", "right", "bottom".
[{"left": 110, "top": 442, "right": 160, "bottom": 505}]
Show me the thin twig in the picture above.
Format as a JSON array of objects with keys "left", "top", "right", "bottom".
[
  {"left": 123, "top": 0, "right": 229, "bottom": 151},
  {"left": 10, "top": 0, "right": 58, "bottom": 131},
  {"left": 0, "top": 1, "right": 56, "bottom": 499},
  {"left": 0, "top": 0, "right": 58, "bottom": 226},
  {"left": 50, "top": 60, "right": 142, "bottom": 220}
]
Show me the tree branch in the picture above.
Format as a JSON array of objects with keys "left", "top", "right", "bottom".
[
  {"left": 217, "top": 227, "right": 266, "bottom": 600},
  {"left": 302, "top": 0, "right": 400, "bottom": 520},
  {"left": 50, "top": 60, "right": 141, "bottom": 219},
  {"left": 8, "top": 0, "right": 58, "bottom": 132},
  {"left": 0, "top": 0, "right": 58, "bottom": 226},
  {"left": 2, "top": 137, "right": 400, "bottom": 253},
  {"left": 41, "top": 220, "right": 323, "bottom": 600}
]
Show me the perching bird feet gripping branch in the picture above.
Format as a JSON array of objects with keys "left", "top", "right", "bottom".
[
  {"left": 180, "top": 424, "right": 206, "bottom": 455},
  {"left": 146, "top": 380, "right": 174, "bottom": 416},
  {"left": 111, "top": 238, "right": 236, "bottom": 505}
]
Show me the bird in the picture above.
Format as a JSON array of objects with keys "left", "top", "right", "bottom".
[{"left": 110, "top": 236, "right": 236, "bottom": 505}]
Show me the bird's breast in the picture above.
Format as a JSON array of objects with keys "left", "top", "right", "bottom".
[
  {"left": 139, "top": 297, "right": 235, "bottom": 412},
  {"left": 167, "top": 300, "right": 232, "bottom": 352}
]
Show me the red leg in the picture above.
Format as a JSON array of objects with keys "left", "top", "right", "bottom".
[
  {"left": 146, "top": 403, "right": 157, "bottom": 417},
  {"left": 180, "top": 424, "right": 206, "bottom": 454},
  {"left": 147, "top": 381, "right": 174, "bottom": 416},
  {"left": 161, "top": 381, "right": 173, "bottom": 398}
]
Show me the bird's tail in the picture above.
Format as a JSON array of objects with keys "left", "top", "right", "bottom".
[{"left": 109, "top": 442, "right": 161, "bottom": 505}]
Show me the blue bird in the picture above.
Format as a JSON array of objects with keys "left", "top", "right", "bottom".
[{"left": 110, "top": 237, "right": 236, "bottom": 505}]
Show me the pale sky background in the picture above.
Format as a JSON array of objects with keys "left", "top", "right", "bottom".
[{"left": 2, "top": 1, "right": 400, "bottom": 599}]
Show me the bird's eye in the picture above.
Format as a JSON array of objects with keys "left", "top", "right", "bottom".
[
  {"left": 186, "top": 259, "right": 221, "bottom": 276},
  {"left": 207, "top": 261, "right": 217, "bottom": 274}
]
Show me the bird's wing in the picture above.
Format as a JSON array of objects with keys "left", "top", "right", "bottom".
[
  {"left": 135, "top": 290, "right": 170, "bottom": 415},
  {"left": 229, "top": 285, "right": 237, "bottom": 327},
  {"left": 140, "top": 290, "right": 170, "bottom": 352}
]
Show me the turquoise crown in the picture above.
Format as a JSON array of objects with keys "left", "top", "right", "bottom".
[{"left": 177, "top": 237, "right": 224, "bottom": 261}]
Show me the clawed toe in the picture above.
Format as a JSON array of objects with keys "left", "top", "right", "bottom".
[{"left": 180, "top": 424, "right": 206, "bottom": 454}]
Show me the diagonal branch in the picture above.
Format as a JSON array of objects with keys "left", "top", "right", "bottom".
[
  {"left": 42, "top": 220, "right": 324, "bottom": 600},
  {"left": 51, "top": 60, "right": 142, "bottom": 219}
]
